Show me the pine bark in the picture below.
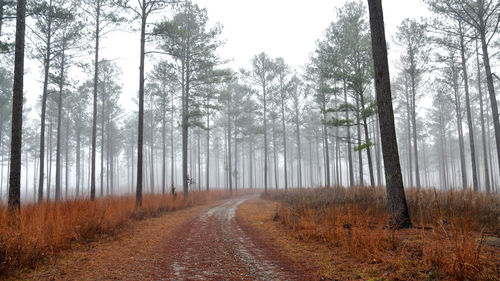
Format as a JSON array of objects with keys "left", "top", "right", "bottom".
[
  {"left": 368, "top": 0, "right": 411, "bottom": 228},
  {"left": 7, "top": 0, "right": 26, "bottom": 212}
]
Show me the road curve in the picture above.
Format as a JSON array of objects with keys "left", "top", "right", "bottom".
[{"left": 157, "top": 194, "right": 298, "bottom": 280}]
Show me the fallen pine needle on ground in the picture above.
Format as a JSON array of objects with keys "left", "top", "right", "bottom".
[{"left": 236, "top": 188, "right": 500, "bottom": 281}]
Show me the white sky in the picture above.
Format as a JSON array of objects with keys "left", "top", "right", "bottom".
[{"left": 25, "top": 0, "right": 432, "bottom": 113}]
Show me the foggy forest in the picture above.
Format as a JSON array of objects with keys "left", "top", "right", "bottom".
[{"left": 0, "top": 0, "right": 500, "bottom": 280}]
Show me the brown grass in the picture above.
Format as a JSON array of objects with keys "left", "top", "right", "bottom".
[
  {"left": 0, "top": 190, "right": 234, "bottom": 277},
  {"left": 263, "top": 187, "right": 500, "bottom": 280}
]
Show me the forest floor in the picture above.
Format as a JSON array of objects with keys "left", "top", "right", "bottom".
[
  {"left": 237, "top": 195, "right": 500, "bottom": 280},
  {"left": 14, "top": 194, "right": 304, "bottom": 280}
]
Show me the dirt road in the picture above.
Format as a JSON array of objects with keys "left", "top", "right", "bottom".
[{"left": 157, "top": 194, "right": 298, "bottom": 280}]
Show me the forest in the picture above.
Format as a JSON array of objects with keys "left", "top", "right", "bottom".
[{"left": 0, "top": 0, "right": 500, "bottom": 280}]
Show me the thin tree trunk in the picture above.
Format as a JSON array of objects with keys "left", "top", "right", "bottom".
[
  {"left": 272, "top": 118, "right": 278, "bottom": 189},
  {"left": 360, "top": 94, "right": 375, "bottom": 187},
  {"left": 65, "top": 119, "right": 69, "bottom": 198},
  {"left": 38, "top": 0, "right": 53, "bottom": 202},
  {"left": 322, "top": 100, "right": 330, "bottom": 187},
  {"left": 452, "top": 61, "right": 468, "bottom": 189},
  {"left": 263, "top": 81, "right": 268, "bottom": 193},
  {"left": 227, "top": 99, "right": 233, "bottom": 194},
  {"left": 356, "top": 98, "right": 363, "bottom": 185},
  {"left": 91, "top": 0, "right": 101, "bottom": 201},
  {"left": 477, "top": 38, "right": 490, "bottom": 193},
  {"left": 55, "top": 45, "right": 66, "bottom": 201},
  {"left": 295, "top": 103, "right": 302, "bottom": 189},
  {"left": 410, "top": 64, "right": 420, "bottom": 188},
  {"left": 344, "top": 81, "right": 354, "bottom": 187},
  {"left": 100, "top": 82, "right": 105, "bottom": 197},
  {"left": 404, "top": 75, "right": 413, "bottom": 187},
  {"left": 206, "top": 107, "right": 210, "bottom": 191},
  {"left": 280, "top": 81, "right": 288, "bottom": 190},
  {"left": 48, "top": 119, "right": 53, "bottom": 200},
  {"left": 459, "top": 21, "right": 477, "bottom": 190},
  {"left": 76, "top": 119, "right": 81, "bottom": 197}
]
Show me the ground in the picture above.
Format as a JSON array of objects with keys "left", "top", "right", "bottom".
[
  {"left": 17, "top": 194, "right": 304, "bottom": 281},
  {"left": 16, "top": 194, "right": 498, "bottom": 280}
]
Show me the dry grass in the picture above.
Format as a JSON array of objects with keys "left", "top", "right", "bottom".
[
  {"left": 263, "top": 187, "right": 500, "bottom": 280},
  {"left": 0, "top": 190, "right": 233, "bottom": 277}
]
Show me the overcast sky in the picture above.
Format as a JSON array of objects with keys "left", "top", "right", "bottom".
[{"left": 25, "top": 0, "right": 432, "bottom": 114}]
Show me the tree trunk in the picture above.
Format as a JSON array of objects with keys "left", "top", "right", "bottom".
[
  {"left": 263, "top": 82, "right": 268, "bottom": 193},
  {"left": 459, "top": 22, "right": 477, "bottom": 190},
  {"left": 280, "top": 81, "right": 288, "bottom": 190},
  {"left": 55, "top": 45, "right": 66, "bottom": 201},
  {"left": 136, "top": 2, "right": 146, "bottom": 206},
  {"left": 170, "top": 81, "right": 175, "bottom": 194},
  {"left": 161, "top": 89, "right": 166, "bottom": 194},
  {"left": 476, "top": 38, "right": 490, "bottom": 193},
  {"left": 38, "top": 0, "right": 53, "bottom": 202},
  {"left": 404, "top": 75, "right": 413, "bottom": 187},
  {"left": 100, "top": 79, "right": 105, "bottom": 197},
  {"left": 65, "top": 119, "right": 69, "bottom": 198},
  {"left": 272, "top": 118, "right": 278, "bottom": 189},
  {"left": 344, "top": 81, "right": 354, "bottom": 187},
  {"left": 150, "top": 100, "right": 154, "bottom": 194},
  {"left": 7, "top": 0, "right": 26, "bottom": 212},
  {"left": 452, "top": 61, "right": 468, "bottom": 189},
  {"left": 295, "top": 102, "right": 302, "bottom": 189},
  {"left": 76, "top": 119, "right": 81, "bottom": 197},
  {"left": 91, "top": 0, "right": 101, "bottom": 201},
  {"left": 227, "top": 99, "right": 233, "bottom": 194},
  {"left": 48, "top": 120, "right": 53, "bottom": 200},
  {"left": 368, "top": 0, "right": 411, "bottom": 228},
  {"left": 206, "top": 107, "right": 210, "bottom": 191},
  {"left": 356, "top": 98, "right": 363, "bottom": 185},
  {"left": 322, "top": 100, "right": 330, "bottom": 187},
  {"left": 360, "top": 94, "right": 375, "bottom": 187}
]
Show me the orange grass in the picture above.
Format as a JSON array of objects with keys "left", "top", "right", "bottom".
[
  {"left": 265, "top": 187, "right": 500, "bottom": 280},
  {"left": 0, "top": 190, "right": 234, "bottom": 276}
]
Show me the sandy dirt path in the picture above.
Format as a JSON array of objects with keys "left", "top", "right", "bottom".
[{"left": 157, "top": 194, "right": 298, "bottom": 280}]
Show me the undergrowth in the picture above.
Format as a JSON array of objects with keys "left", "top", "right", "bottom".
[
  {"left": 0, "top": 190, "right": 233, "bottom": 277},
  {"left": 265, "top": 187, "right": 500, "bottom": 280}
]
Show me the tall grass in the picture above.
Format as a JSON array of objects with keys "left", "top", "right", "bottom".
[
  {"left": 265, "top": 187, "right": 500, "bottom": 280},
  {"left": 0, "top": 190, "right": 232, "bottom": 276}
]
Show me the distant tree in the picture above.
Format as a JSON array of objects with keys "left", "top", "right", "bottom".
[
  {"left": 335, "top": 1, "right": 375, "bottom": 187},
  {"left": 155, "top": 1, "right": 225, "bottom": 197},
  {"left": 395, "top": 18, "right": 429, "bottom": 188},
  {"left": 97, "top": 60, "right": 121, "bottom": 197},
  {"left": 274, "top": 58, "right": 290, "bottom": 190},
  {"left": 8, "top": 0, "right": 26, "bottom": 212},
  {"left": 30, "top": 0, "right": 73, "bottom": 201},
  {"left": 147, "top": 61, "right": 177, "bottom": 194},
  {"left": 81, "top": 0, "right": 123, "bottom": 201},
  {"left": 243, "top": 53, "right": 276, "bottom": 193},
  {"left": 367, "top": 0, "right": 411, "bottom": 228},
  {"left": 435, "top": 46, "right": 468, "bottom": 189},
  {"left": 53, "top": 13, "right": 80, "bottom": 201},
  {"left": 69, "top": 83, "right": 90, "bottom": 198},
  {"left": 305, "top": 52, "right": 332, "bottom": 187},
  {"left": 0, "top": 67, "right": 12, "bottom": 200},
  {"left": 288, "top": 75, "right": 304, "bottom": 188},
  {"left": 424, "top": 0, "right": 500, "bottom": 191},
  {"left": 117, "top": 0, "right": 177, "bottom": 206}
]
